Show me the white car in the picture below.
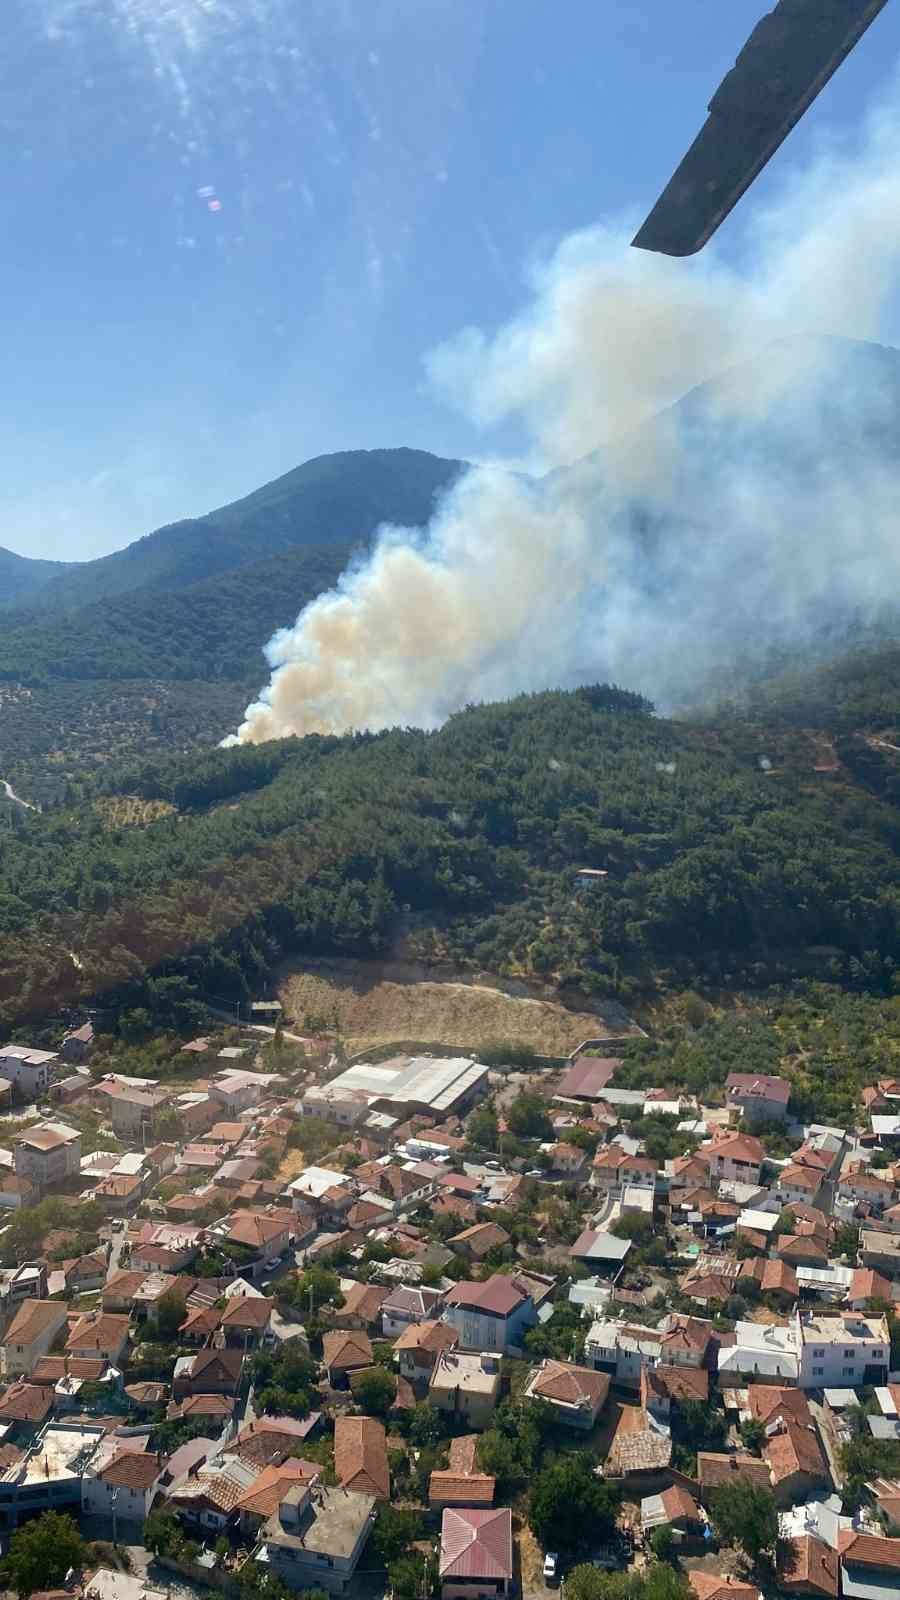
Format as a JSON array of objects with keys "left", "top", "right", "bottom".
[
  {"left": 264, "top": 1257, "right": 282, "bottom": 1270},
  {"left": 543, "top": 1553, "right": 559, "bottom": 1585}
]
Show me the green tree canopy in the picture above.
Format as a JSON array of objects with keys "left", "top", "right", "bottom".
[
  {"left": 528, "top": 1456, "right": 619, "bottom": 1557},
  {"left": 709, "top": 1479, "right": 778, "bottom": 1564},
  {"left": 1, "top": 1512, "right": 87, "bottom": 1599}
]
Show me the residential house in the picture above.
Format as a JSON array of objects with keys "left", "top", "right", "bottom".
[
  {"left": 130, "top": 1222, "right": 203, "bottom": 1273},
  {"left": 13, "top": 1123, "right": 81, "bottom": 1193},
  {"left": 591, "top": 1147, "right": 658, "bottom": 1195},
  {"left": 704, "top": 1132, "right": 765, "bottom": 1186},
  {"left": 0, "top": 1382, "right": 53, "bottom": 1434},
  {"left": 225, "top": 1211, "right": 291, "bottom": 1262},
  {"left": 210, "top": 1071, "right": 266, "bottom": 1116},
  {"left": 845, "top": 1267, "right": 894, "bottom": 1309},
  {"left": 439, "top": 1506, "right": 513, "bottom": 1600},
  {"left": 334, "top": 1416, "right": 390, "bottom": 1500},
  {"left": 82, "top": 1449, "right": 164, "bottom": 1524},
  {"left": 65, "top": 1312, "right": 130, "bottom": 1366},
  {"left": 235, "top": 1461, "right": 322, "bottom": 1539},
  {"left": 232, "top": 1414, "right": 322, "bottom": 1468},
  {"left": 725, "top": 1073, "right": 790, "bottom": 1127},
  {"left": 322, "top": 1331, "right": 373, "bottom": 1388},
  {"left": 523, "top": 1360, "right": 609, "bottom": 1429},
  {"left": 696, "top": 1453, "right": 772, "bottom": 1506},
  {"left": 688, "top": 1578, "right": 762, "bottom": 1600},
  {"left": 259, "top": 1483, "right": 376, "bottom": 1595},
  {"left": 641, "top": 1483, "right": 706, "bottom": 1539},
  {"left": 3, "top": 1300, "right": 69, "bottom": 1378},
  {"left": 220, "top": 1296, "right": 273, "bottom": 1348},
  {"left": 381, "top": 1284, "right": 446, "bottom": 1338},
  {"left": 61, "top": 1022, "right": 94, "bottom": 1064},
  {"left": 797, "top": 1311, "right": 889, "bottom": 1388},
  {"left": 772, "top": 1162, "right": 826, "bottom": 1210},
  {"left": 93, "top": 1174, "right": 144, "bottom": 1216},
  {"left": 448, "top": 1223, "right": 511, "bottom": 1264},
  {"left": 0, "top": 1174, "right": 36, "bottom": 1211},
  {"left": 172, "top": 1347, "right": 243, "bottom": 1400},
  {"left": 585, "top": 1314, "right": 712, "bottom": 1387},
  {"left": 429, "top": 1470, "right": 495, "bottom": 1512},
  {"left": 717, "top": 1320, "right": 800, "bottom": 1384},
  {"left": 763, "top": 1419, "right": 830, "bottom": 1507},
  {"left": 860, "top": 1228, "right": 900, "bottom": 1274},
  {"left": 108, "top": 1089, "right": 170, "bottom": 1144},
  {"left": 394, "top": 1320, "right": 460, "bottom": 1384},
  {"left": 442, "top": 1276, "right": 536, "bottom": 1355},
  {"left": 0, "top": 1045, "right": 57, "bottom": 1102},
  {"left": 837, "top": 1161, "right": 897, "bottom": 1213},
  {"left": 840, "top": 1533, "right": 900, "bottom": 1600},
  {"left": 779, "top": 1535, "right": 839, "bottom": 1598},
  {"left": 547, "top": 1143, "right": 588, "bottom": 1179},
  {"left": 641, "top": 1365, "right": 709, "bottom": 1425},
  {"left": 430, "top": 1351, "right": 501, "bottom": 1430},
  {"left": 333, "top": 1282, "right": 389, "bottom": 1333}
]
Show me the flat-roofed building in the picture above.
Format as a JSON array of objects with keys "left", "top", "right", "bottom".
[{"left": 307, "top": 1056, "right": 488, "bottom": 1121}]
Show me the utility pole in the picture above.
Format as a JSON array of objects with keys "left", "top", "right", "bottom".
[{"left": 111, "top": 1485, "right": 119, "bottom": 1548}]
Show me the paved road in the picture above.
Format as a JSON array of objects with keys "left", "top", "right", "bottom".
[{"left": 0, "top": 779, "right": 37, "bottom": 812}]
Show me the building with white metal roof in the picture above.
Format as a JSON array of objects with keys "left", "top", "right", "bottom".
[{"left": 313, "top": 1056, "right": 488, "bottom": 1118}]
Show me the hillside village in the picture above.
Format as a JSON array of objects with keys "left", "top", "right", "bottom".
[{"left": 2, "top": 1018, "right": 900, "bottom": 1600}]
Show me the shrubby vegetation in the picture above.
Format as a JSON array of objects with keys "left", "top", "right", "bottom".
[{"left": 4, "top": 678, "right": 900, "bottom": 1030}]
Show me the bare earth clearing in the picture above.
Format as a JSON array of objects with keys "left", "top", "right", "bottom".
[{"left": 278, "top": 959, "right": 623, "bottom": 1056}]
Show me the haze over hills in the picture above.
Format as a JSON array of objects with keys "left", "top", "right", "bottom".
[
  {"left": 0, "top": 546, "right": 71, "bottom": 610},
  {"left": 5, "top": 447, "right": 465, "bottom": 615}
]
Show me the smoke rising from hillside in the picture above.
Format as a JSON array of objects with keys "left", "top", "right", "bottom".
[{"left": 231, "top": 88, "right": 900, "bottom": 744}]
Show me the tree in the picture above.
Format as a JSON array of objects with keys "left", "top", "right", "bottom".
[
  {"left": 1, "top": 1512, "right": 87, "bottom": 1598},
  {"left": 739, "top": 1417, "right": 766, "bottom": 1454},
  {"left": 388, "top": 1553, "right": 436, "bottom": 1600},
  {"left": 156, "top": 1285, "right": 188, "bottom": 1339},
  {"left": 295, "top": 1265, "right": 342, "bottom": 1314},
  {"left": 354, "top": 1366, "right": 397, "bottom": 1417},
  {"left": 564, "top": 1565, "right": 691, "bottom": 1600},
  {"left": 408, "top": 1401, "right": 444, "bottom": 1446},
  {"left": 507, "top": 1091, "right": 553, "bottom": 1140},
  {"left": 145, "top": 1510, "right": 183, "bottom": 1557},
  {"left": 709, "top": 1480, "right": 778, "bottom": 1565},
  {"left": 373, "top": 1506, "right": 424, "bottom": 1566},
  {"left": 529, "top": 1456, "right": 620, "bottom": 1557},
  {"left": 649, "top": 1527, "right": 677, "bottom": 1563}
]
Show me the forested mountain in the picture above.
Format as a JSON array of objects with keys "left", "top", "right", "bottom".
[
  {"left": 0, "top": 448, "right": 464, "bottom": 802},
  {"left": 2, "top": 677, "right": 900, "bottom": 1032},
  {"left": 0, "top": 546, "right": 71, "bottom": 610},
  {"left": 13, "top": 448, "right": 464, "bottom": 614}
]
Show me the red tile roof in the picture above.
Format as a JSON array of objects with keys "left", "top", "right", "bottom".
[
  {"left": 443, "top": 1275, "right": 528, "bottom": 1316},
  {"left": 333, "top": 1415, "right": 390, "bottom": 1498},
  {"left": 781, "top": 1535, "right": 839, "bottom": 1596},
  {"left": 440, "top": 1507, "right": 513, "bottom": 1581}
]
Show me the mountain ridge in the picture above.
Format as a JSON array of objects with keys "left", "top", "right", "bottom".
[{"left": 8, "top": 447, "right": 465, "bottom": 616}]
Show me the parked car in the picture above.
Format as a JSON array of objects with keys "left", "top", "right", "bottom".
[
  {"left": 543, "top": 1553, "right": 560, "bottom": 1585},
  {"left": 264, "top": 1256, "right": 282, "bottom": 1270}
]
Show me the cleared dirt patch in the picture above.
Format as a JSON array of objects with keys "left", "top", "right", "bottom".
[{"left": 279, "top": 959, "right": 618, "bottom": 1056}]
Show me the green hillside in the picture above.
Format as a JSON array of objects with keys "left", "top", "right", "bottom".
[{"left": 2, "top": 678, "right": 900, "bottom": 1031}]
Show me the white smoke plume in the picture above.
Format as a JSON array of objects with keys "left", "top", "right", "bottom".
[{"left": 230, "top": 82, "right": 900, "bottom": 744}]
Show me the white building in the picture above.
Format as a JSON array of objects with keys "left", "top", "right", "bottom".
[
  {"left": 0, "top": 1045, "right": 58, "bottom": 1102},
  {"left": 716, "top": 1320, "right": 800, "bottom": 1385},
  {"left": 82, "top": 1447, "right": 164, "bottom": 1524},
  {"left": 797, "top": 1312, "right": 889, "bottom": 1389}
]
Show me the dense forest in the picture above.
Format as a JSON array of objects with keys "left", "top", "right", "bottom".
[{"left": 2, "top": 674, "right": 900, "bottom": 1034}]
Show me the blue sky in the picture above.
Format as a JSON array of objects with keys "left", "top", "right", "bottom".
[{"left": 4, "top": 0, "right": 900, "bottom": 562}]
